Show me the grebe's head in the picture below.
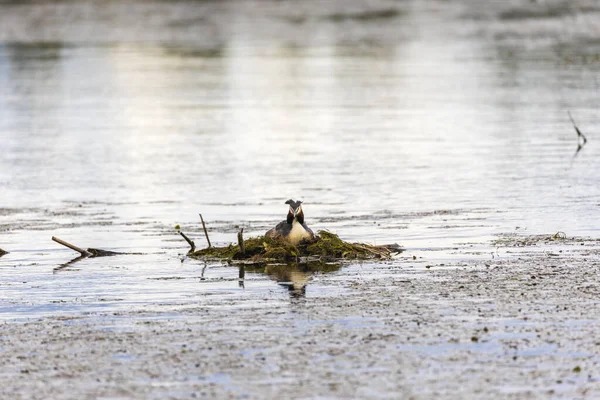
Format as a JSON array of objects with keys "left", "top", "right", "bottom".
[{"left": 285, "top": 199, "right": 304, "bottom": 223}]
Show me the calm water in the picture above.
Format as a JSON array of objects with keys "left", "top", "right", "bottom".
[{"left": 1, "top": 0, "right": 599, "bottom": 318}]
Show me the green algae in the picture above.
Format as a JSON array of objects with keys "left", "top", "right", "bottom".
[
  {"left": 305, "top": 231, "right": 391, "bottom": 260},
  {"left": 190, "top": 230, "right": 396, "bottom": 263},
  {"left": 191, "top": 235, "right": 302, "bottom": 262}
]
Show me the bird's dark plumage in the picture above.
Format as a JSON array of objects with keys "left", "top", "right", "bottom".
[{"left": 266, "top": 199, "right": 316, "bottom": 244}]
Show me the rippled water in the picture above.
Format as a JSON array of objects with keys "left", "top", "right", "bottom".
[{"left": 1, "top": 0, "right": 599, "bottom": 319}]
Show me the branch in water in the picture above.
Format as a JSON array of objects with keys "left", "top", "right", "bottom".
[
  {"left": 51, "top": 237, "right": 124, "bottom": 260},
  {"left": 568, "top": 110, "right": 588, "bottom": 157},
  {"left": 179, "top": 230, "right": 196, "bottom": 253},
  {"left": 199, "top": 214, "right": 212, "bottom": 248},
  {"left": 237, "top": 228, "right": 245, "bottom": 256},
  {"left": 52, "top": 236, "right": 92, "bottom": 257}
]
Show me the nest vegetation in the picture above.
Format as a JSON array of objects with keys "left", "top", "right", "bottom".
[{"left": 190, "top": 230, "right": 401, "bottom": 263}]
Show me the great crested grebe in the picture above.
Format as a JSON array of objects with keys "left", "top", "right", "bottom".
[{"left": 265, "top": 199, "right": 316, "bottom": 245}]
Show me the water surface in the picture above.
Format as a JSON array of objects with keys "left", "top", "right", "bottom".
[{"left": 1, "top": 0, "right": 599, "bottom": 319}]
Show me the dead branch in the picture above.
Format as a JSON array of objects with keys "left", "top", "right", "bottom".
[
  {"left": 199, "top": 213, "right": 212, "bottom": 248},
  {"left": 179, "top": 231, "right": 196, "bottom": 253},
  {"left": 51, "top": 237, "right": 125, "bottom": 261},
  {"left": 568, "top": 110, "right": 588, "bottom": 157},
  {"left": 52, "top": 236, "right": 92, "bottom": 257},
  {"left": 568, "top": 111, "right": 588, "bottom": 144},
  {"left": 87, "top": 248, "right": 122, "bottom": 257},
  {"left": 237, "top": 228, "right": 245, "bottom": 256}
]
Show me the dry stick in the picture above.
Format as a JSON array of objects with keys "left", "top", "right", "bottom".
[
  {"left": 199, "top": 214, "right": 212, "bottom": 248},
  {"left": 52, "top": 236, "right": 92, "bottom": 257},
  {"left": 568, "top": 110, "right": 588, "bottom": 158},
  {"left": 179, "top": 231, "right": 196, "bottom": 253},
  {"left": 568, "top": 110, "right": 588, "bottom": 144},
  {"left": 237, "top": 228, "right": 245, "bottom": 256}
]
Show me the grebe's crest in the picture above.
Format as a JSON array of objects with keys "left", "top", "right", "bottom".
[{"left": 285, "top": 199, "right": 303, "bottom": 216}]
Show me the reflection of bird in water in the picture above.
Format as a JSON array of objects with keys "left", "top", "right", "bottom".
[
  {"left": 265, "top": 199, "right": 316, "bottom": 245},
  {"left": 265, "top": 265, "right": 311, "bottom": 297}
]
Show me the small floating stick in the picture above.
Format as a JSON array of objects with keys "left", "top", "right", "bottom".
[
  {"left": 179, "top": 230, "right": 196, "bottom": 253},
  {"left": 568, "top": 110, "right": 588, "bottom": 157},
  {"left": 568, "top": 110, "right": 588, "bottom": 144},
  {"left": 237, "top": 228, "right": 245, "bottom": 256},
  {"left": 52, "top": 236, "right": 92, "bottom": 257},
  {"left": 199, "top": 214, "right": 212, "bottom": 248}
]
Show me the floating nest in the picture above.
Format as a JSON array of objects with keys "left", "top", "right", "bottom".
[{"left": 190, "top": 230, "right": 401, "bottom": 263}]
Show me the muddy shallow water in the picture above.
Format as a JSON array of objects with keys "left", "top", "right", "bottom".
[{"left": 1, "top": 0, "right": 600, "bottom": 398}]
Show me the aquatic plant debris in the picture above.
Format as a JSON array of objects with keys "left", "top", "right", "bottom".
[
  {"left": 190, "top": 230, "right": 402, "bottom": 263},
  {"left": 552, "top": 231, "right": 567, "bottom": 240},
  {"left": 51, "top": 236, "right": 138, "bottom": 271}
]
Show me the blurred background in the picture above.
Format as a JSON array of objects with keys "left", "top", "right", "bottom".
[{"left": 0, "top": 0, "right": 599, "bottom": 255}]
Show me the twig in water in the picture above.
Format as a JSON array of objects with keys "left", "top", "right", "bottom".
[
  {"left": 51, "top": 237, "right": 124, "bottom": 260},
  {"left": 237, "top": 228, "right": 245, "bottom": 256},
  {"left": 199, "top": 214, "right": 212, "bottom": 248},
  {"left": 52, "top": 236, "right": 92, "bottom": 257},
  {"left": 568, "top": 111, "right": 588, "bottom": 157},
  {"left": 179, "top": 231, "right": 196, "bottom": 253}
]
